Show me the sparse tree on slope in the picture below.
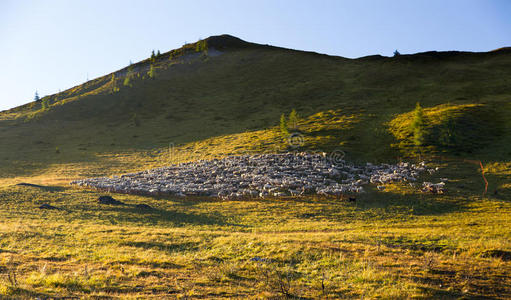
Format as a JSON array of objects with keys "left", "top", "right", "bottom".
[
  {"left": 151, "top": 50, "right": 157, "bottom": 63},
  {"left": 288, "top": 109, "right": 299, "bottom": 130},
  {"left": 124, "top": 65, "right": 134, "bottom": 87},
  {"left": 280, "top": 114, "right": 289, "bottom": 137}
]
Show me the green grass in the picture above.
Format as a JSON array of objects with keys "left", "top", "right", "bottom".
[
  {"left": 0, "top": 35, "right": 510, "bottom": 298},
  {"left": 389, "top": 102, "right": 507, "bottom": 156}
]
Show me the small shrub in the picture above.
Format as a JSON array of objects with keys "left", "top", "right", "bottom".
[
  {"left": 34, "top": 91, "right": 40, "bottom": 102},
  {"left": 279, "top": 114, "right": 288, "bottom": 137},
  {"left": 394, "top": 49, "right": 401, "bottom": 57},
  {"left": 254, "top": 263, "right": 298, "bottom": 298}
]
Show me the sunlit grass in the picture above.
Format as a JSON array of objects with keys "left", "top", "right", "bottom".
[{"left": 0, "top": 163, "right": 510, "bottom": 299}]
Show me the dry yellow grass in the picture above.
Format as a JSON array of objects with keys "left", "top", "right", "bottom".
[{"left": 0, "top": 158, "right": 510, "bottom": 298}]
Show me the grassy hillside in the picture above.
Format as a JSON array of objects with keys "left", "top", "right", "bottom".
[
  {"left": 1, "top": 34, "right": 510, "bottom": 184},
  {"left": 0, "top": 35, "right": 510, "bottom": 298}
]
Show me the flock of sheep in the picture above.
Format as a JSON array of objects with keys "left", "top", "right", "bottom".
[{"left": 71, "top": 152, "right": 441, "bottom": 198}]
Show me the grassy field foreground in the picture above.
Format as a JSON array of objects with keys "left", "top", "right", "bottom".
[{"left": 0, "top": 160, "right": 510, "bottom": 299}]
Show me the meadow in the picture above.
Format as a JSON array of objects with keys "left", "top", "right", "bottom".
[
  {"left": 0, "top": 35, "right": 510, "bottom": 298},
  {"left": 1, "top": 163, "right": 510, "bottom": 298}
]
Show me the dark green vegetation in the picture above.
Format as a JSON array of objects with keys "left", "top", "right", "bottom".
[
  {"left": 279, "top": 109, "right": 300, "bottom": 138},
  {"left": 0, "top": 35, "right": 510, "bottom": 298},
  {"left": 391, "top": 103, "right": 507, "bottom": 156}
]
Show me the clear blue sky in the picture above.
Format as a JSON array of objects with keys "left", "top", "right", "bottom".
[{"left": 1, "top": 0, "right": 510, "bottom": 111}]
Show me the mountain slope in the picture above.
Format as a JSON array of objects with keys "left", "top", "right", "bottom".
[
  {"left": 0, "top": 34, "right": 510, "bottom": 185},
  {"left": 1, "top": 35, "right": 511, "bottom": 299}
]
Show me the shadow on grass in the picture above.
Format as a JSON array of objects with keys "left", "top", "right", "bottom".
[
  {"left": 75, "top": 204, "right": 240, "bottom": 227},
  {"left": 414, "top": 286, "right": 464, "bottom": 299},
  {"left": 5, "top": 287, "right": 53, "bottom": 300},
  {"left": 15, "top": 183, "right": 66, "bottom": 192},
  {"left": 307, "top": 128, "right": 349, "bottom": 138},
  {"left": 288, "top": 190, "right": 469, "bottom": 223},
  {"left": 119, "top": 241, "right": 200, "bottom": 253},
  {"left": 415, "top": 285, "right": 500, "bottom": 300},
  {"left": 147, "top": 194, "right": 220, "bottom": 207},
  {"left": 379, "top": 236, "right": 455, "bottom": 253},
  {"left": 355, "top": 190, "right": 470, "bottom": 216}
]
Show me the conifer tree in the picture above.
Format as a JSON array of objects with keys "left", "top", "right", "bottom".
[
  {"left": 288, "top": 109, "right": 299, "bottom": 130},
  {"left": 280, "top": 114, "right": 289, "bottom": 136},
  {"left": 124, "top": 65, "right": 134, "bottom": 87}
]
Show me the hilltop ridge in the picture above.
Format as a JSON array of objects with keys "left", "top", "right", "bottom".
[
  {"left": 3, "top": 34, "right": 509, "bottom": 116},
  {"left": 4, "top": 34, "right": 510, "bottom": 115},
  {"left": 0, "top": 34, "right": 510, "bottom": 186}
]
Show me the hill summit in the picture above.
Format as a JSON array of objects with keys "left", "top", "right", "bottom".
[{"left": 0, "top": 34, "right": 510, "bottom": 184}]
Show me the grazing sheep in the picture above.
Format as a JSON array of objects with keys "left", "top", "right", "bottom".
[{"left": 71, "top": 153, "right": 435, "bottom": 199}]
